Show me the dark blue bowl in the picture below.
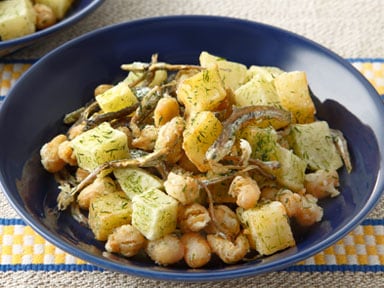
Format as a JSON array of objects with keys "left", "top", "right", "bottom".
[
  {"left": 0, "top": 0, "right": 104, "bottom": 56},
  {"left": 0, "top": 16, "right": 383, "bottom": 281}
]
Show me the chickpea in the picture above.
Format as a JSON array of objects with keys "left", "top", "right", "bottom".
[
  {"left": 207, "top": 232, "right": 249, "bottom": 264},
  {"left": 68, "top": 121, "right": 86, "bottom": 140},
  {"left": 105, "top": 224, "right": 146, "bottom": 258},
  {"left": 295, "top": 194, "right": 323, "bottom": 227},
  {"left": 205, "top": 205, "right": 240, "bottom": 238},
  {"left": 178, "top": 203, "right": 211, "bottom": 232},
  {"left": 304, "top": 169, "right": 340, "bottom": 199},
  {"left": 228, "top": 175, "right": 260, "bottom": 209},
  {"left": 34, "top": 4, "right": 57, "bottom": 30},
  {"left": 154, "top": 116, "right": 185, "bottom": 163},
  {"left": 277, "top": 190, "right": 323, "bottom": 227},
  {"left": 276, "top": 189, "right": 302, "bottom": 218},
  {"left": 164, "top": 172, "right": 200, "bottom": 205},
  {"left": 40, "top": 134, "right": 67, "bottom": 173},
  {"left": 131, "top": 125, "right": 158, "bottom": 151},
  {"left": 57, "top": 140, "right": 77, "bottom": 166},
  {"left": 145, "top": 234, "right": 184, "bottom": 266},
  {"left": 180, "top": 232, "right": 211, "bottom": 268},
  {"left": 153, "top": 96, "right": 180, "bottom": 127},
  {"left": 77, "top": 176, "right": 116, "bottom": 210}
]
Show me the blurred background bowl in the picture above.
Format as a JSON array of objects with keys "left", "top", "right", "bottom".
[
  {"left": 0, "top": 16, "right": 383, "bottom": 281},
  {"left": 0, "top": 0, "right": 104, "bottom": 57}
]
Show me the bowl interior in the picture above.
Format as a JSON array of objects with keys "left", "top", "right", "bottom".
[{"left": 0, "top": 16, "right": 383, "bottom": 281}]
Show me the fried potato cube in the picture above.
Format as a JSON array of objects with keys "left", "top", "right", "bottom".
[
  {"left": 0, "top": 0, "right": 36, "bottom": 41},
  {"left": 288, "top": 121, "right": 343, "bottom": 171},
  {"left": 71, "top": 122, "right": 129, "bottom": 171},
  {"left": 237, "top": 201, "right": 296, "bottom": 255},
  {"left": 182, "top": 111, "right": 223, "bottom": 172},
  {"left": 199, "top": 51, "right": 247, "bottom": 91},
  {"left": 132, "top": 188, "right": 178, "bottom": 240},
  {"left": 95, "top": 82, "right": 138, "bottom": 113},
  {"left": 273, "top": 71, "right": 316, "bottom": 123},
  {"left": 35, "top": 0, "right": 75, "bottom": 19},
  {"left": 88, "top": 192, "right": 132, "bottom": 241},
  {"left": 234, "top": 65, "right": 283, "bottom": 108},
  {"left": 114, "top": 167, "right": 163, "bottom": 200},
  {"left": 177, "top": 66, "right": 227, "bottom": 115}
]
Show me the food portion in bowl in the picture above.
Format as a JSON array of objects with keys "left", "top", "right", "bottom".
[
  {"left": 0, "top": 0, "right": 75, "bottom": 41},
  {"left": 39, "top": 51, "right": 352, "bottom": 268}
]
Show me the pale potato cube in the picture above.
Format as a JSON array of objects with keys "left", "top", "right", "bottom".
[
  {"left": 177, "top": 66, "right": 227, "bottom": 115},
  {"left": 288, "top": 121, "right": 343, "bottom": 171},
  {"left": 0, "top": 0, "right": 36, "bottom": 41},
  {"left": 237, "top": 201, "right": 296, "bottom": 255},
  {"left": 35, "top": 0, "right": 74, "bottom": 19},
  {"left": 246, "top": 65, "right": 284, "bottom": 82},
  {"left": 71, "top": 122, "right": 129, "bottom": 171},
  {"left": 240, "top": 126, "right": 306, "bottom": 192},
  {"left": 114, "top": 167, "right": 163, "bottom": 200},
  {"left": 273, "top": 146, "right": 307, "bottom": 193},
  {"left": 88, "top": 192, "right": 132, "bottom": 241},
  {"left": 182, "top": 111, "right": 223, "bottom": 172},
  {"left": 199, "top": 51, "right": 247, "bottom": 91},
  {"left": 132, "top": 188, "right": 178, "bottom": 240},
  {"left": 273, "top": 71, "right": 316, "bottom": 123},
  {"left": 95, "top": 82, "right": 138, "bottom": 113},
  {"left": 240, "top": 126, "right": 278, "bottom": 161},
  {"left": 234, "top": 75, "right": 280, "bottom": 107}
]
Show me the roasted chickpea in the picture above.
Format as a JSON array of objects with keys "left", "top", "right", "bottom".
[
  {"left": 145, "top": 234, "right": 184, "bottom": 266},
  {"left": 181, "top": 232, "right": 211, "bottom": 268},
  {"left": 153, "top": 96, "right": 180, "bottom": 127},
  {"left": 106, "top": 224, "right": 146, "bottom": 257},
  {"left": 57, "top": 140, "right": 77, "bottom": 166},
  {"left": 34, "top": 4, "right": 57, "bottom": 30},
  {"left": 40, "top": 134, "right": 67, "bottom": 173}
]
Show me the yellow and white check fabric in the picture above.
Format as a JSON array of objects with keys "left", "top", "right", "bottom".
[
  {"left": 0, "top": 63, "right": 31, "bottom": 100},
  {"left": 0, "top": 221, "right": 90, "bottom": 269},
  {"left": 0, "top": 60, "right": 383, "bottom": 272},
  {"left": 352, "top": 61, "right": 384, "bottom": 95}
]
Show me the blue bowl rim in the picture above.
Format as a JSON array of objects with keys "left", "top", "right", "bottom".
[{"left": 1, "top": 15, "right": 384, "bottom": 281}]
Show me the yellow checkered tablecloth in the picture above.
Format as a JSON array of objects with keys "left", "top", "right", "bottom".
[{"left": 0, "top": 59, "right": 383, "bottom": 273}]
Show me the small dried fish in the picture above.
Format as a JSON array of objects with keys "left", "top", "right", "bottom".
[
  {"left": 121, "top": 62, "right": 204, "bottom": 73},
  {"left": 85, "top": 102, "right": 139, "bottom": 130},
  {"left": 331, "top": 129, "right": 352, "bottom": 173},
  {"left": 206, "top": 105, "right": 291, "bottom": 162},
  {"left": 62, "top": 148, "right": 168, "bottom": 210}
]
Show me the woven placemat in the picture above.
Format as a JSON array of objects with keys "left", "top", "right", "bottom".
[{"left": 6, "top": 0, "right": 384, "bottom": 60}]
